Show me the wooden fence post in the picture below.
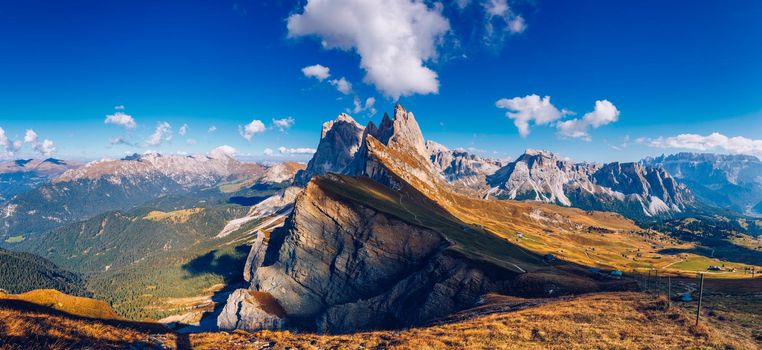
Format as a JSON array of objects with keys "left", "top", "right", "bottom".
[{"left": 696, "top": 273, "right": 705, "bottom": 326}]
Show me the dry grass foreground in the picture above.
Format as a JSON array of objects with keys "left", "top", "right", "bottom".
[{"left": 1, "top": 291, "right": 757, "bottom": 349}]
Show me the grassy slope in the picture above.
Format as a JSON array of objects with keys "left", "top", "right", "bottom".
[
  {"left": 363, "top": 136, "right": 762, "bottom": 278},
  {"left": 5, "top": 289, "right": 754, "bottom": 349},
  {"left": 0, "top": 289, "right": 119, "bottom": 320}
]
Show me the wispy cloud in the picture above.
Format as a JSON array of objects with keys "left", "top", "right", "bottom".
[
  {"left": 640, "top": 132, "right": 762, "bottom": 159},
  {"left": 272, "top": 117, "right": 295, "bottom": 132},
  {"left": 146, "top": 122, "right": 172, "bottom": 146}
]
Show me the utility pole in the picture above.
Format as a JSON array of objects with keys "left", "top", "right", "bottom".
[{"left": 696, "top": 273, "right": 705, "bottom": 326}]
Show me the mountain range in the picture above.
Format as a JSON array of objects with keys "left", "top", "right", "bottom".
[{"left": 215, "top": 104, "right": 762, "bottom": 334}]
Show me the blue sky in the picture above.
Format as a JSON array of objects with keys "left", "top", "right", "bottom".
[{"left": 0, "top": 0, "right": 761, "bottom": 163}]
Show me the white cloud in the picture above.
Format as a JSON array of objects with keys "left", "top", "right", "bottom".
[
  {"left": 287, "top": 0, "right": 450, "bottom": 99},
  {"left": 272, "top": 117, "right": 295, "bottom": 132},
  {"left": 263, "top": 148, "right": 274, "bottom": 156},
  {"left": 0, "top": 127, "right": 19, "bottom": 158},
  {"left": 329, "top": 77, "right": 353, "bottom": 95},
  {"left": 556, "top": 100, "right": 620, "bottom": 141},
  {"left": 114, "top": 105, "right": 125, "bottom": 110},
  {"left": 34, "top": 139, "right": 56, "bottom": 157},
  {"left": 186, "top": 138, "right": 197, "bottom": 145},
  {"left": 146, "top": 122, "right": 172, "bottom": 146},
  {"left": 278, "top": 146, "right": 317, "bottom": 155},
  {"left": 496, "top": 94, "right": 570, "bottom": 137},
  {"left": 208, "top": 126, "right": 217, "bottom": 133},
  {"left": 104, "top": 112, "right": 137, "bottom": 129},
  {"left": 643, "top": 132, "right": 762, "bottom": 159},
  {"left": 178, "top": 124, "right": 188, "bottom": 136},
  {"left": 507, "top": 16, "right": 526, "bottom": 34},
  {"left": 483, "top": 0, "right": 525, "bottom": 43},
  {"left": 209, "top": 145, "right": 237, "bottom": 159},
  {"left": 352, "top": 96, "right": 377, "bottom": 116},
  {"left": 302, "top": 64, "right": 331, "bottom": 81},
  {"left": 239, "top": 119, "right": 266, "bottom": 141},
  {"left": 24, "top": 129, "right": 38, "bottom": 144}
]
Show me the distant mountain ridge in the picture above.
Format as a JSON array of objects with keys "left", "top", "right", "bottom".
[
  {"left": 641, "top": 152, "right": 762, "bottom": 216},
  {"left": 485, "top": 150, "right": 695, "bottom": 219},
  {"left": 293, "top": 108, "right": 697, "bottom": 221},
  {"left": 0, "top": 153, "right": 272, "bottom": 240},
  {"left": 0, "top": 158, "right": 81, "bottom": 202}
]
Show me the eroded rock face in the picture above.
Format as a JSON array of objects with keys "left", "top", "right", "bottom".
[
  {"left": 241, "top": 179, "right": 505, "bottom": 332},
  {"left": 217, "top": 289, "right": 287, "bottom": 332},
  {"left": 487, "top": 149, "right": 695, "bottom": 218},
  {"left": 294, "top": 114, "right": 365, "bottom": 186}
]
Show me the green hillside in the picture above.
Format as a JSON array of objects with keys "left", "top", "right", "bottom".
[{"left": 0, "top": 248, "right": 88, "bottom": 296}]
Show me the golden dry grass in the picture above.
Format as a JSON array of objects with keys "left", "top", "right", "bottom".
[
  {"left": 1, "top": 290, "right": 758, "bottom": 349},
  {"left": 144, "top": 208, "right": 205, "bottom": 223},
  {"left": 190, "top": 292, "right": 758, "bottom": 350},
  {"left": 0, "top": 289, "right": 119, "bottom": 320}
]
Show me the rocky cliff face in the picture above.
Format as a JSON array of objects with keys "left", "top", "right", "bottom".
[
  {"left": 427, "top": 141, "right": 503, "bottom": 190},
  {"left": 487, "top": 150, "right": 695, "bottom": 218},
  {"left": 293, "top": 114, "right": 365, "bottom": 186},
  {"left": 221, "top": 105, "right": 526, "bottom": 333},
  {"left": 641, "top": 152, "right": 762, "bottom": 215},
  {"left": 239, "top": 175, "right": 509, "bottom": 333}
]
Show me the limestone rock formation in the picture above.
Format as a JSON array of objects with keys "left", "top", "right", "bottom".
[{"left": 217, "top": 289, "right": 287, "bottom": 332}]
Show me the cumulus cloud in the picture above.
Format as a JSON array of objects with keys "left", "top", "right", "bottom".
[
  {"left": 496, "top": 95, "right": 570, "bottom": 137},
  {"left": 0, "top": 127, "right": 20, "bottom": 158},
  {"left": 272, "top": 117, "right": 295, "bottom": 132},
  {"left": 34, "top": 139, "right": 56, "bottom": 157},
  {"left": 278, "top": 146, "right": 317, "bottom": 155},
  {"left": 329, "top": 77, "right": 353, "bottom": 95},
  {"left": 24, "top": 129, "right": 38, "bottom": 144},
  {"left": 642, "top": 132, "right": 762, "bottom": 159},
  {"left": 186, "top": 139, "right": 197, "bottom": 145},
  {"left": 239, "top": 119, "right": 266, "bottom": 141},
  {"left": 208, "top": 126, "right": 217, "bottom": 133},
  {"left": 209, "top": 145, "right": 237, "bottom": 159},
  {"left": 146, "top": 122, "right": 172, "bottom": 146},
  {"left": 114, "top": 105, "right": 125, "bottom": 110},
  {"left": 302, "top": 64, "right": 331, "bottom": 81},
  {"left": 556, "top": 100, "right": 620, "bottom": 141},
  {"left": 104, "top": 112, "right": 137, "bottom": 129},
  {"left": 287, "top": 0, "right": 450, "bottom": 99},
  {"left": 263, "top": 148, "right": 274, "bottom": 156},
  {"left": 178, "top": 124, "right": 188, "bottom": 136}
]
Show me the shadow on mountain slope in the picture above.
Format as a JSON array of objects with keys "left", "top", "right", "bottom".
[{"left": 659, "top": 237, "right": 762, "bottom": 267}]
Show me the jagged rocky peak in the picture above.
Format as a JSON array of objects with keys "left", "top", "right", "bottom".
[
  {"left": 487, "top": 150, "right": 694, "bottom": 218},
  {"left": 294, "top": 113, "right": 365, "bottom": 186},
  {"left": 426, "top": 140, "right": 503, "bottom": 190},
  {"left": 371, "top": 104, "right": 428, "bottom": 161}
]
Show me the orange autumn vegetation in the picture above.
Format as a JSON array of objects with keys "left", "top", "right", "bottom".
[{"left": 3, "top": 290, "right": 757, "bottom": 349}]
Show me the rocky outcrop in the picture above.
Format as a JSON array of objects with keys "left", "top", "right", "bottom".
[
  {"left": 294, "top": 114, "right": 365, "bottom": 186},
  {"left": 217, "top": 289, "right": 286, "bottom": 332},
  {"left": 487, "top": 149, "right": 695, "bottom": 218},
  {"left": 238, "top": 176, "right": 509, "bottom": 332},
  {"left": 426, "top": 141, "right": 503, "bottom": 190}
]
